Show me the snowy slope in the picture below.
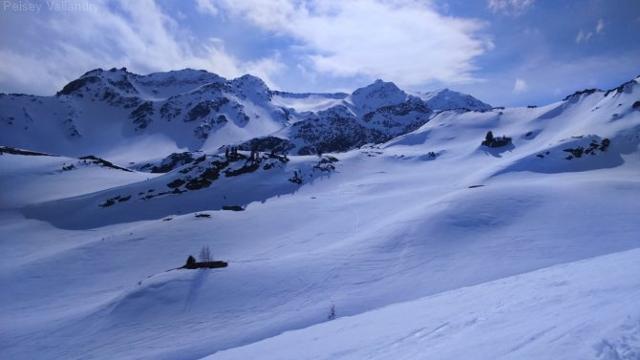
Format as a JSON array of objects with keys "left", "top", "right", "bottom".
[
  {"left": 0, "top": 75, "right": 639, "bottom": 360},
  {"left": 210, "top": 248, "right": 640, "bottom": 360},
  {"left": 0, "top": 149, "right": 154, "bottom": 209}
]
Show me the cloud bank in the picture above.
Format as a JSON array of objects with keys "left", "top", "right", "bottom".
[
  {"left": 0, "top": 0, "right": 491, "bottom": 94},
  {"left": 0, "top": 0, "right": 282, "bottom": 94},
  {"left": 214, "top": 0, "right": 491, "bottom": 87}
]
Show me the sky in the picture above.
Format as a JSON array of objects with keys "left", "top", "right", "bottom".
[{"left": 0, "top": 0, "right": 638, "bottom": 106}]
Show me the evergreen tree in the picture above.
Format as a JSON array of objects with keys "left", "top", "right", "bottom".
[
  {"left": 485, "top": 131, "right": 494, "bottom": 143},
  {"left": 185, "top": 255, "right": 196, "bottom": 268}
]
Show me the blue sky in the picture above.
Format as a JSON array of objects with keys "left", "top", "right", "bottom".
[{"left": 0, "top": 0, "right": 638, "bottom": 106}]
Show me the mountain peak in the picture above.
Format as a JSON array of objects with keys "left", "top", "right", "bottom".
[
  {"left": 232, "top": 74, "right": 269, "bottom": 87},
  {"left": 57, "top": 67, "right": 137, "bottom": 97},
  {"left": 350, "top": 79, "right": 407, "bottom": 114},
  {"left": 230, "top": 74, "right": 272, "bottom": 102},
  {"left": 417, "top": 88, "right": 491, "bottom": 111}
]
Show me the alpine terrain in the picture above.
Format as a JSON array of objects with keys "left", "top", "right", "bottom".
[{"left": 1, "top": 68, "right": 640, "bottom": 360}]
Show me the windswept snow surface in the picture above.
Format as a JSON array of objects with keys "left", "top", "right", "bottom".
[
  {"left": 0, "top": 75, "right": 639, "bottom": 359},
  {"left": 210, "top": 248, "right": 640, "bottom": 360}
]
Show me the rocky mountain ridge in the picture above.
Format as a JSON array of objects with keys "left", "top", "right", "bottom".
[{"left": 0, "top": 68, "right": 492, "bottom": 158}]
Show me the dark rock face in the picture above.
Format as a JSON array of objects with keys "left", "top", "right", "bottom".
[
  {"left": 563, "top": 138, "right": 610, "bottom": 160},
  {"left": 142, "top": 152, "right": 199, "bottom": 173},
  {"left": 563, "top": 88, "right": 601, "bottom": 102},
  {"left": 130, "top": 101, "right": 154, "bottom": 130},
  {"left": 108, "top": 78, "right": 138, "bottom": 94},
  {"left": 57, "top": 76, "right": 101, "bottom": 96},
  {"left": 79, "top": 155, "right": 132, "bottom": 172},
  {"left": 362, "top": 97, "right": 431, "bottom": 136},
  {"left": 99, "top": 194, "right": 131, "bottom": 207},
  {"left": 183, "top": 159, "right": 229, "bottom": 190},
  {"left": 290, "top": 106, "right": 377, "bottom": 155},
  {"left": 0, "top": 146, "right": 53, "bottom": 156},
  {"left": 604, "top": 79, "right": 637, "bottom": 96},
  {"left": 186, "top": 98, "right": 230, "bottom": 122},
  {"left": 281, "top": 86, "right": 432, "bottom": 155},
  {"left": 167, "top": 179, "right": 186, "bottom": 188},
  {"left": 160, "top": 102, "right": 182, "bottom": 121}
]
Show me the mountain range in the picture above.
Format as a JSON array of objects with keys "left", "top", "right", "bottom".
[{"left": 0, "top": 68, "right": 493, "bottom": 159}]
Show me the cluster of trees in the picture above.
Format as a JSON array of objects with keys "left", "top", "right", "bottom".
[
  {"left": 224, "top": 146, "right": 241, "bottom": 160},
  {"left": 225, "top": 146, "right": 262, "bottom": 163},
  {"left": 482, "top": 131, "right": 512, "bottom": 148}
]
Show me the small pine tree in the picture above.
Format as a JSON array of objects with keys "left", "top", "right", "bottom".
[{"left": 327, "top": 304, "right": 336, "bottom": 320}]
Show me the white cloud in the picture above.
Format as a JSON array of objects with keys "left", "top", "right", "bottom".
[
  {"left": 576, "top": 19, "right": 605, "bottom": 45},
  {"left": 214, "top": 0, "right": 491, "bottom": 87},
  {"left": 195, "top": 0, "right": 218, "bottom": 16},
  {"left": 0, "top": 0, "right": 282, "bottom": 94},
  {"left": 487, "top": 0, "right": 535, "bottom": 16},
  {"left": 242, "top": 55, "right": 286, "bottom": 88},
  {"left": 575, "top": 30, "right": 593, "bottom": 44},
  {"left": 596, "top": 18, "right": 604, "bottom": 33},
  {"left": 513, "top": 78, "right": 527, "bottom": 93}
]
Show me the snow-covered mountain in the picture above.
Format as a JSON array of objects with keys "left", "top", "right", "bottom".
[
  {"left": 1, "top": 72, "right": 639, "bottom": 360},
  {"left": 0, "top": 68, "right": 289, "bottom": 159},
  {"left": 416, "top": 88, "right": 493, "bottom": 111},
  {"left": 0, "top": 69, "right": 487, "bottom": 159}
]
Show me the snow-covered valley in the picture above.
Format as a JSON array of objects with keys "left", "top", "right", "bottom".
[{"left": 1, "top": 70, "right": 639, "bottom": 359}]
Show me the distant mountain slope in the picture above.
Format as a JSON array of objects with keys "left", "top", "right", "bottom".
[
  {"left": 0, "top": 68, "right": 288, "bottom": 158},
  {"left": 416, "top": 88, "right": 492, "bottom": 111},
  {"left": 0, "top": 69, "right": 494, "bottom": 159},
  {"left": 263, "top": 80, "right": 433, "bottom": 155}
]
